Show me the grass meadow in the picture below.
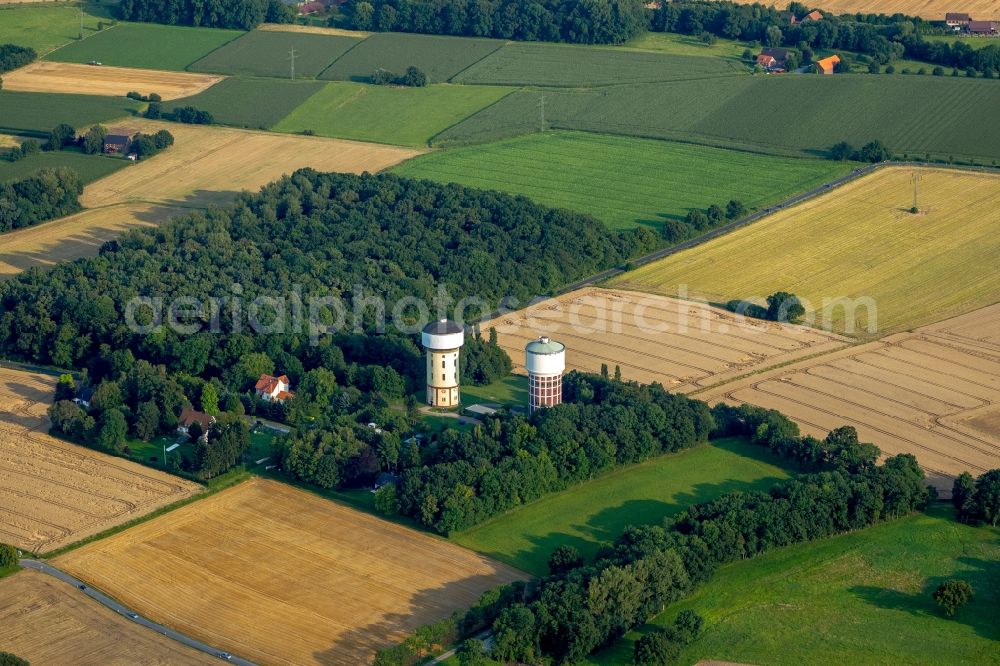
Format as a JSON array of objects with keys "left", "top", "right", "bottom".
[
  {"left": 589, "top": 504, "right": 1000, "bottom": 665},
  {"left": 394, "top": 131, "right": 852, "bottom": 229},
  {"left": 0, "top": 3, "right": 113, "bottom": 55},
  {"left": 0, "top": 150, "right": 128, "bottom": 184},
  {"left": 610, "top": 166, "right": 1000, "bottom": 336},
  {"left": 453, "top": 42, "right": 743, "bottom": 87},
  {"left": 164, "top": 78, "right": 325, "bottom": 129},
  {"left": 451, "top": 438, "right": 792, "bottom": 576},
  {"left": 319, "top": 32, "right": 505, "bottom": 83},
  {"left": 438, "top": 75, "right": 1000, "bottom": 162},
  {"left": 46, "top": 22, "right": 243, "bottom": 71},
  {"left": 461, "top": 375, "right": 529, "bottom": 407},
  {"left": 0, "top": 92, "right": 140, "bottom": 135},
  {"left": 273, "top": 82, "right": 512, "bottom": 146},
  {"left": 189, "top": 30, "right": 361, "bottom": 78}
]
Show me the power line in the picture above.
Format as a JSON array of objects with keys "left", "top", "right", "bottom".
[
  {"left": 288, "top": 47, "right": 298, "bottom": 80},
  {"left": 538, "top": 95, "right": 546, "bottom": 133},
  {"left": 911, "top": 171, "right": 921, "bottom": 211}
]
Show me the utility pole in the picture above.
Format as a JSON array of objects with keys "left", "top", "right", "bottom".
[
  {"left": 538, "top": 95, "right": 546, "bottom": 133},
  {"left": 79, "top": 5, "right": 84, "bottom": 40},
  {"left": 911, "top": 172, "right": 921, "bottom": 212},
  {"left": 288, "top": 47, "right": 298, "bottom": 80}
]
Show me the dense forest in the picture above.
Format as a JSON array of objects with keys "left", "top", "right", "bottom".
[
  {"left": 345, "top": 0, "right": 647, "bottom": 44},
  {"left": 0, "top": 43, "right": 36, "bottom": 74},
  {"left": 0, "top": 168, "right": 83, "bottom": 233},
  {"left": 117, "top": 0, "right": 294, "bottom": 29}
]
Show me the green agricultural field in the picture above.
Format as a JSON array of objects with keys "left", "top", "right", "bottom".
[
  {"left": 395, "top": 131, "right": 851, "bottom": 230},
  {"left": 0, "top": 150, "right": 128, "bottom": 184},
  {"left": 46, "top": 22, "right": 243, "bottom": 71},
  {"left": 461, "top": 375, "right": 529, "bottom": 407},
  {"left": 589, "top": 505, "right": 1000, "bottom": 665},
  {"left": 189, "top": 30, "right": 361, "bottom": 78},
  {"left": 438, "top": 75, "right": 1000, "bottom": 162},
  {"left": 273, "top": 82, "right": 512, "bottom": 146},
  {"left": 0, "top": 92, "right": 139, "bottom": 135},
  {"left": 164, "top": 78, "right": 325, "bottom": 129},
  {"left": 319, "top": 32, "right": 505, "bottom": 83},
  {"left": 618, "top": 31, "right": 749, "bottom": 60},
  {"left": 451, "top": 438, "right": 792, "bottom": 576},
  {"left": 453, "top": 42, "right": 744, "bottom": 87},
  {"left": 0, "top": 4, "right": 113, "bottom": 55}
]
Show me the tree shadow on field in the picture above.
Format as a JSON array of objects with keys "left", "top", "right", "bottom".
[
  {"left": 849, "top": 550, "right": 1000, "bottom": 641},
  {"left": 313, "top": 571, "right": 528, "bottom": 664}
]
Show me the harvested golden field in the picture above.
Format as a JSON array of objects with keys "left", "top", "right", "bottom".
[
  {"left": 57, "top": 478, "right": 527, "bottom": 666},
  {"left": 730, "top": 0, "right": 1000, "bottom": 20},
  {"left": 698, "top": 303, "right": 1000, "bottom": 491},
  {"left": 0, "top": 569, "right": 213, "bottom": 665},
  {"left": 1, "top": 61, "right": 224, "bottom": 99},
  {"left": 481, "top": 287, "right": 848, "bottom": 393},
  {"left": 610, "top": 167, "right": 1000, "bottom": 337},
  {"left": 0, "top": 134, "right": 25, "bottom": 148},
  {"left": 0, "top": 366, "right": 200, "bottom": 553},
  {"left": 259, "top": 22, "right": 371, "bottom": 37},
  {"left": 80, "top": 119, "right": 422, "bottom": 208},
  {"left": 0, "top": 204, "right": 182, "bottom": 277}
]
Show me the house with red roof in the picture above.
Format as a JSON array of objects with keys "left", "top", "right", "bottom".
[
  {"left": 814, "top": 54, "right": 841, "bottom": 75},
  {"left": 255, "top": 374, "right": 294, "bottom": 402}
]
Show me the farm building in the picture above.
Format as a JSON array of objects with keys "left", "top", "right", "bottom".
[
  {"left": 802, "top": 9, "right": 823, "bottom": 21},
  {"left": 780, "top": 11, "right": 799, "bottom": 24},
  {"left": 422, "top": 319, "right": 464, "bottom": 408},
  {"left": 945, "top": 12, "right": 971, "bottom": 28},
  {"left": 72, "top": 385, "right": 95, "bottom": 408},
  {"left": 815, "top": 55, "right": 841, "bottom": 75},
  {"left": 177, "top": 408, "right": 214, "bottom": 440},
  {"left": 102, "top": 133, "right": 130, "bottom": 154},
  {"left": 757, "top": 47, "right": 790, "bottom": 72},
  {"left": 255, "top": 373, "right": 293, "bottom": 402},
  {"left": 968, "top": 20, "right": 998, "bottom": 36}
]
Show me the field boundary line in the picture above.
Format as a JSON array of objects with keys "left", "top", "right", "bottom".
[
  {"left": 426, "top": 85, "right": 524, "bottom": 147},
  {"left": 313, "top": 31, "right": 372, "bottom": 80},
  {"left": 444, "top": 40, "right": 512, "bottom": 83}
]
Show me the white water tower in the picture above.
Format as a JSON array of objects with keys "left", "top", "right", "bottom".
[
  {"left": 525, "top": 336, "right": 566, "bottom": 413},
  {"left": 422, "top": 319, "right": 465, "bottom": 408}
]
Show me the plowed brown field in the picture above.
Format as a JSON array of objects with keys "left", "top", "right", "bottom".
[
  {"left": 0, "top": 569, "right": 213, "bottom": 665},
  {"left": 699, "top": 303, "right": 1000, "bottom": 490},
  {"left": 2, "top": 61, "right": 223, "bottom": 99},
  {"left": 0, "top": 366, "right": 200, "bottom": 553},
  {"left": 482, "top": 287, "right": 848, "bottom": 393},
  {"left": 57, "top": 478, "right": 527, "bottom": 666}
]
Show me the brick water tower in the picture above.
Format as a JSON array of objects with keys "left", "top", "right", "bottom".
[
  {"left": 525, "top": 336, "right": 566, "bottom": 413},
  {"left": 422, "top": 319, "right": 465, "bottom": 408}
]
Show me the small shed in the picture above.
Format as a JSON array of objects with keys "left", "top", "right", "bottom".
[
  {"left": 373, "top": 472, "right": 399, "bottom": 491},
  {"left": 464, "top": 404, "right": 499, "bottom": 419}
]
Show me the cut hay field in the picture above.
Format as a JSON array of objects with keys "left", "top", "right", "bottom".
[
  {"left": 0, "top": 204, "right": 181, "bottom": 277},
  {"left": 481, "top": 287, "right": 848, "bottom": 393},
  {"left": 0, "top": 367, "right": 200, "bottom": 553},
  {"left": 0, "top": 3, "right": 112, "bottom": 54},
  {"left": 452, "top": 42, "right": 743, "bottom": 86},
  {"left": 437, "top": 76, "right": 1000, "bottom": 161},
  {"left": 2, "top": 61, "right": 223, "bottom": 100},
  {"left": 189, "top": 29, "right": 361, "bottom": 78},
  {"left": 610, "top": 167, "right": 1000, "bottom": 336},
  {"left": 163, "top": 77, "right": 325, "bottom": 129},
  {"left": 319, "top": 32, "right": 506, "bottom": 83},
  {"left": 0, "top": 150, "right": 127, "bottom": 184},
  {"left": 46, "top": 22, "right": 243, "bottom": 71},
  {"left": 393, "top": 131, "right": 852, "bottom": 229},
  {"left": 452, "top": 438, "right": 792, "bottom": 576},
  {"left": 698, "top": 303, "right": 1000, "bottom": 491},
  {"left": 273, "top": 81, "right": 512, "bottom": 146},
  {"left": 727, "top": 0, "right": 1000, "bottom": 20},
  {"left": 0, "top": 90, "right": 140, "bottom": 134},
  {"left": 57, "top": 478, "right": 527, "bottom": 665},
  {"left": 589, "top": 505, "right": 1000, "bottom": 665},
  {"left": 0, "top": 569, "right": 214, "bottom": 665}
]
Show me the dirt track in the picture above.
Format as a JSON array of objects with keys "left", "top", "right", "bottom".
[
  {"left": 482, "top": 287, "right": 848, "bottom": 393},
  {"left": 0, "top": 569, "right": 214, "bottom": 665},
  {"left": 0, "top": 366, "right": 200, "bottom": 553},
  {"left": 2, "top": 61, "right": 223, "bottom": 99},
  {"left": 698, "top": 303, "right": 1000, "bottom": 490},
  {"left": 57, "top": 478, "right": 526, "bottom": 665}
]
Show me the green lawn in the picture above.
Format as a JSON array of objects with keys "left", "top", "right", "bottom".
[
  {"left": 462, "top": 375, "right": 529, "bottom": 407},
  {"left": 395, "top": 131, "right": 852, "bottom": 230},
  {"left": 46, "top": 22, "right": 244, "bottom": 71},
  {"left": 189, "top": 30, "right": 361, "bottom": 78},
  {"left": 451, "top": 438, "right": 792, "bottom": 576},
  {"left": 0, "top": 150, "right": 128, "bottom": 184},
  {"left": 617, "top": 31, "right": 749, "bottom": 60},
  {"left": 0, "top": 91, "right": 139, "bottom": 135},
  {"left": 0, "top": 3, "right": 113, "bottom": 55},
  {"left": 272, "top": 81, "right": 512, "bottom": 146},
  {"left": 164, "top": 77, "right": 325, "bottom": 130},
  {"left": 589, "top": 505, "right": 1000, "bottom": 665}
]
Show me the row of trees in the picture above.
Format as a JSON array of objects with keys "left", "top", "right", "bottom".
[
  {"left": 663, "top": 198, "right": 746, "bottom": 243},
  {"left": 952, "top": 470, "right": 1000, "bottom": 526},
  {"left": 372, "top": 65, "right": 429, "bottom": 86},
  {"left": 828, "top": 139, "right": 892, "bottom": 162},
  {"left": 0, "top": 168, "right": 82, "bottom": 233},
  {"left": 0, "top": 43, "right": 35, "bottom": 74},
  {"left": 116, "top": 0, "right": 294, "bottom": 30},
  {"left": 345, "top": 0, "right": 647, "bottom": 44}
]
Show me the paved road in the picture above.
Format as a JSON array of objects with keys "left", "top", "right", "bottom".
[{"left": 19, "top": 559, "right": 255, "bottom": 666}]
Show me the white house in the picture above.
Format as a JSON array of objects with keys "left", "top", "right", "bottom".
[{"left": 254, "top": 374, "right": 294, "bottom": 402}]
